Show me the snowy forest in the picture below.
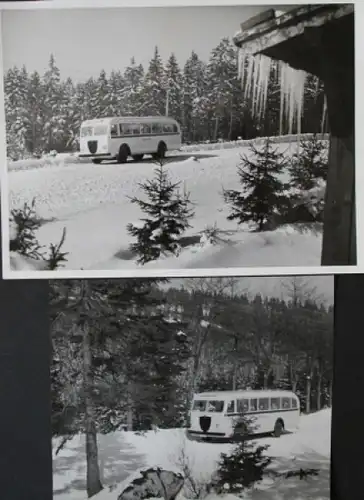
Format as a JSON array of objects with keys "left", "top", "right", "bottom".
[
  {"left": 51, "top": 276, "right": 333, "bottom": 498},
  {"left": 51, "top": 276, "right": 333, "bottom": 439},
  {"left": 4, "top": 38, "right": 326, "bottom": 161}
]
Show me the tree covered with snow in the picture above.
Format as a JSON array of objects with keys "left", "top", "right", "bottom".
[
  {"left": 50, "top": 278, "right": 190, "bottom": 495},
  {"left": 127, "top": 159, "right": 195, "bottom": 264},
  {"left": 223, "top": 138, "right": 290, "bottom": 231},
  {"left": 4, "top": 40, "right": 326, "bottom": 160},
  {"left": 289, "top": 134, "right": 328, "bottom": 191},
  {"left": 216, "top": 437, "right": 271, "bottom": 493},
  {"left": 10, "top": 199, "right": 68, "bottom": 270}
]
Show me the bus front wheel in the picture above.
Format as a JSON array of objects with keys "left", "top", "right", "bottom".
[
  {"left": 118, "top": 145, "right": 129, "bottom": 164},
  {"left": 273, "top": 419, "right": 284, "bottom": 438}
]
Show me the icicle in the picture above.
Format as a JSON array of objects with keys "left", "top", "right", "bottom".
[
  {"left": 238, "top": 49, "right": 307, "bottom": 138},
  {"left": 278, "top": 61, "right": 306, "bottom": 136}
]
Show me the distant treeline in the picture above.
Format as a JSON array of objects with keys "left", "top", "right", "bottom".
[{"left": 5, "top": 38, "right": 326, "bottom": 160}]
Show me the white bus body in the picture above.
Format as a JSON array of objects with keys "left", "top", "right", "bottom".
[
  {"left": 79, "top": 116, "right": 182, "bottom": 164},
  {"left": 187, "top": 389, "right": 300, "bottom": 441}
]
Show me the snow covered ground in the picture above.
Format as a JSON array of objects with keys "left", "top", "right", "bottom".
[
  {"left": 8, "top": 139, "right": 324, "bottom": 273},
  {"left": 53, "top": 409, "right": 331, "bottom": 500}
]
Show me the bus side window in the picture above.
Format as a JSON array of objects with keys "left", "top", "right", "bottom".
[
  {"left": 163, "top": 123, "right": 173, "bottom": 133},
  {"left": 291, "top": 398, "right": 298, "bottom": 409},
  {"left": 282, "top": 397, "right": 291, "bottom": 409},
  {"left": 131, "top": 124, "right": 141, "bottom": 135},
  {"left": 141, "top": 124, "right": 151, "bottom": 134},
  {"left": 111, "top": 124, "right": 118, "bottom": 137},
  {"left": 270, "top": 397, "right": 280, "bottom": 410},
  {"left": 258, "top": 398, "right": 269, "bottom": 411},
  {"left": 172, "top": 124, "right": 179, "bottom": 133},
  {"left": 227, "top": 400, "right": 235, "bottom": 414},
  {"left": 121, "top": 124, "right": 131, "bottom": 136},
  {"left": 152, "top": 123, "right": 163, "bottom": 134},
  {"left": 237, "top": 399, "right": 249, "bottom": 413},
  {"left": 250, "top": 399, "right": 257, "bottom": 412}
]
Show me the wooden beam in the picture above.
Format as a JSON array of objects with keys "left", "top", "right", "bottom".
[
  {"left": 321, "top": 135, "right": 356, "bottom": 265},
  {"left": 240, "top": 9, "right": 276, "bottom": 32}
]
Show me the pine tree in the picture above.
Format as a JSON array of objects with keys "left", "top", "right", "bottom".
[
  {"left": 223, "top": 138, "right": 289, "bottom": 231},
  {"left": 26, "top": 70, "right": 44, "bottom": 156},
  {"left": 89, "top": 70, "right": 112, "bottom": 117},
  {"left": 216, "top": 426, "right": 271, "bottom": 493},
  {"left": 289, "top": 134, "right": 328, "bottom": 190},
  {"left": 4, "top": 66, "right": 30, "bottom": 159},
  {"left": 165, "top": 53, "right": 183, "bottom": 123},
  {"left": 42, "top": 55, "right": 64, "bottom": 152},
  {"left": 123, "top": 57, "right": 145, "bottom": 115},
  {"left": 205, "top": 38, "right": 243, "bottom": 141},
  {"left": 143, "top": 46, "right": 166, "bottom": 116},
  {"left": 127, "top": 159, "right": 195, "bottom": 264},
  {"left": 183, "top": 51, "right": 209, "bottom": 142}
]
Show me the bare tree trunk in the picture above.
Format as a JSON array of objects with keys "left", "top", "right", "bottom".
[
  {"left": 305, "top": 374, "right": 312, "bottom": 414},
  {"left": 228, "top": 106, "right": 234, "bottom": 141},
  {"left": 263, "top": 368, "right": 271, "bottom": 390},
  {"left": 232, "top": 336, "right": 239, "bottom": 391},
  {"left": 214, "top": 116, "right": 219, "bottom": 141},
  {"left": 292, "top": 379, "right": 298, "bottom": 393},
  {"left": 317, "top": 372, "right": 322, "bottom": 411},
  {"left": 83, "top": 323, "right": 103, "bottom": 498}
]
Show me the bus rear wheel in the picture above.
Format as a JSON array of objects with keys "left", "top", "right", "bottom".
[
  {"left": 132, "top": 154, "right": 144, "bottom": 162},
  {"left": 273, "top": 419, "right": 284, "bottom": 438},
  {"left": 153, "top": 142, "right": 167, "bottom": 160},
  {"left": 92, "top": 158, "right": 102, "bottom": 164},
  {"left": 118, "top": 144, "right": 129, "bottom": 164}
]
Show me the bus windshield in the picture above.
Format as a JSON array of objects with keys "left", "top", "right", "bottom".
[
  {"left": 192, "top": 400, "right": 224, "bottom": 412},
  {"left": 81, "top": 124, "right": 109, "bottom": 137}
]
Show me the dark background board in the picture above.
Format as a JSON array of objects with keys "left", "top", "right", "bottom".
[
  {"left": 0, "top": 263, "right": 363, "bottom": 500},
  {"left": 0, "top": 213, "right": 52, "bottom": 498}
]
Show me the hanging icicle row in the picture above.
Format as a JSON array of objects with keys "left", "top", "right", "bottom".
[{"left": 238, "top": 49, "right": 308, "bottom": 136}]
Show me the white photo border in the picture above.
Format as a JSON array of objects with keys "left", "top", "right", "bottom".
[{"left": 0, "top": 0, "right": 361, "bottom": 280}]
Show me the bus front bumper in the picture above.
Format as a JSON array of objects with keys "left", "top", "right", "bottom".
[{"left": 186, "top": 430, "right": 227, "bottom": 441}]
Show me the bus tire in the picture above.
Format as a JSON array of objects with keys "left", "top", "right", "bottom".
[
  {"left": 273, "top": 419, "right": 284, "bottom": 438},
  {"left": 154, "top": 142, "right": 167, "bottom": 160},
  {"left": 132, "top": 154, "right": 144, "bottom": 162},
  {"left": 92, "top": 158, "right": 102, "bottom": 164},
  {"left": 118, "top": 144, "right": 130, "bottom": 164}
]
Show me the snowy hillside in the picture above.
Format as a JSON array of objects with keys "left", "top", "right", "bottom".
[
  {"left": 8, "top": 139, "right": 325, "bottom": 273},
  {"left": 53, "top": 409, "right": 331, "bottom": 500}
]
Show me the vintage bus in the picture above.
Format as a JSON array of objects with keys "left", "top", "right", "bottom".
[
  {"left": 79, "top": 116, "right": 182, "bottom": 164},
  {"left": 187, "top": 389, "right": 300, "bottom": 441}
]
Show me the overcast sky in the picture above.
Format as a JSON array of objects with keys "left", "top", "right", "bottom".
[
  {"left": 166, "top": 275, "right": 334, "bottom": 306},
  {"left": 1, "top": 4, "right": 297, "bottom": 81}
]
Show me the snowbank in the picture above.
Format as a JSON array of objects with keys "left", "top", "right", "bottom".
[
  {"left": 8, "top": 143, "right": 326, "bottom": 273},
  {"left": 53, "top": 409, "right": 331, "bottom": 500}
]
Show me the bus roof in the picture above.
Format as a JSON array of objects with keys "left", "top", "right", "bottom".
[
  {"left": 194, "top": 389, "right": 297, "bottom": 399},
  {"left": 81, "top": 116, "right": 179, "bottom": 126}
]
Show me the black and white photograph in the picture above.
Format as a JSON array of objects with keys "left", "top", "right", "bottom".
[
  {"left": 1, "top": 2, "right": 355, "bottom": 276},
  {"left": 50, "top": 274, "right": 333, "bottom": 500}
]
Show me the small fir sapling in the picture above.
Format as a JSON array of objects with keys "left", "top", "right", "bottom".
[
  {"left": 10, "top": 198, "right": 68, "bottom": 269},
  {"left": 288, "top": 134, "right": 328, "bottom": 191},
  {"left": 215, "top": 415, "right": 272, "bottom": 494},
  {"left": 127, "top": 159, "right": 195, "bottom": 264},
  {"left": 223, "top": 138, "right": 290, "bottom": 231}
]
